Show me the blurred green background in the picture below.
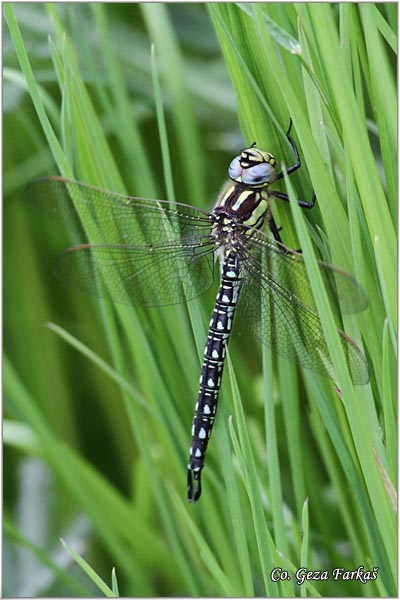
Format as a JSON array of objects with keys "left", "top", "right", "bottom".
[{"left": 4, "top": 3, "right": 397, "bottom": 597}]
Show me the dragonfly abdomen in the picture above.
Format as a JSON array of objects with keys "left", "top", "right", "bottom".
[{"left": 187, "top": 252, "right": 242, "bottom": 502}]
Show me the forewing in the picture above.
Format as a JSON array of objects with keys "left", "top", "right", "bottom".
[
  {"left": 26, "top": 177, "right": 216, "bottom": 306},
  {"left": 26, "top": 176, "right": 212, "bottom": 244}
]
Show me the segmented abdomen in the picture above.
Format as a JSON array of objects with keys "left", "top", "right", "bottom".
[{"left": 187, "top": 252, "right": 242, "bottom": 502}]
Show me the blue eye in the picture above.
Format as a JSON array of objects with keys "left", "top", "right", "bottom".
[
  {"left": 228, "top": 156, "right": 241, "bottom": 179},
  {"left": 242, "top": 163, "right": 274, "bottom": 185}
]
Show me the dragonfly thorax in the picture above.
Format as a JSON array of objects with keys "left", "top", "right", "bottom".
[
  {"left": 228, "top": 144, "right": 277, "bottom": 188},
  {"left": 214, "top": 180, "right": 271, "bottom": 235},
  {"left": 209, "top": 214, "right": 242, "bottom": 251}
]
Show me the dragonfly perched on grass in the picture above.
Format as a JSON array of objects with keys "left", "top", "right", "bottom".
[{"left": 26, "top": 120, "right": 369, "bottom": 503}]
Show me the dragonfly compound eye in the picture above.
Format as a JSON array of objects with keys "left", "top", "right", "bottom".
[
  {"left": 229, "top": 145, "right": 277, "bottom": 186},
  {"left": 228, "top": 156, "right": 242, "bottom": 180},
  {"left": 241, "top": 162, "right": 276, "bottom": 186}
]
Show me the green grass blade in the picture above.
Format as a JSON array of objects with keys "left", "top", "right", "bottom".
[
  {"left": 4, "top": 4, "right": 72, "bottom": 176},
  {"left": 300, "top": 498, "right": 309, "bottom": 598},
  {"left": 141, "top": 3, "right": 206, "bottom": 205},
  {"left": 60, "top": 539, "right": 117, "bottom": 598}
]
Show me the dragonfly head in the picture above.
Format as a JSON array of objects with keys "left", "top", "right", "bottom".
[{"left": 228, "top": 143, "right": 277, "bottom": 188}]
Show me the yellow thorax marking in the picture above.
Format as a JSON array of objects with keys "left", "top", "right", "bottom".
[{"left": 231, "top": 189, "right": 254, "bottom": 211}]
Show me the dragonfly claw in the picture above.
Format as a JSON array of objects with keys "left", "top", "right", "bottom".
[{"left": 187, "top": 468, "right": 202, "bottom": 503}]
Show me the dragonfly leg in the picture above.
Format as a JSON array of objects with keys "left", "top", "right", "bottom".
[
  {"left": 269, "top": 189, "right": 316, "bottom": 210},
  {"left": 269, "top": 213, "right": 284, "bottom": 243},
  {"left": 274, "top": 120, "right": 317, "bottom": 208},
  {"left": 269, "top": 199, "right": 309, "bottom": 255},
  {"left": 269, "top": 119, "right": 316, "bottom": 208},
  {"left": 275, "top": 118, "right": 302, "bottom": 179},
  {"left": 187, "top": 467, "right": 202, "bottom": 502}
]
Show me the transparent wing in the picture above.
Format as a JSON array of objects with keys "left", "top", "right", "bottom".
[
  {"left": 26, "top": 176, "right": 212, "bottom": 243},
  {"left": 243, "top": 229, "right": 368, "bottom": 315},
  {"left": 26, "top": 177, "right": 216, "bottom": 306},
  {"left": 236, "top": 234, "right": 369, "bottom": 385},
  {"left": 53, "top": 243, "right": 215, "bottom": 306}
]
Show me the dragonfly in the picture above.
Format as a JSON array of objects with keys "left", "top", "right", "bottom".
[{"left": 26, "top": 120, "right": 369, "bottom": 503}]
